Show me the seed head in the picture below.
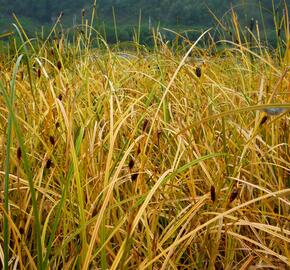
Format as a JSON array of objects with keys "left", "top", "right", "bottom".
[
  {"left": 17, "top": 147, "right": 22, "bottom": 160},
  {"left": 259, "top": 115, "right": 268, "bottom": 126},
  {"left": 57, "top": 61, "right": 62, "bottom": 70},
  {"left": 128, "top": 157, "right": 135, "bottom": 170},
  {"left": 142, "top": 119, "right": 149, "bottom": 132},
  {"left": 210, "top": 185, "right": 216, "bottom": 202},
  {"left": 131, "top": 172, "right": 138, "bottom": 181},
  {"left": 229, "top": 187, "right": 239, "bottom": 203},
  {"left": 49, "top": 136, "right": 55, "bottom": 146},
  {"left": 195, "top": 66, "right": 202, "bottom": 78},
  {"left": 46, "top": 159, "right": 52, "bottom": 169}
]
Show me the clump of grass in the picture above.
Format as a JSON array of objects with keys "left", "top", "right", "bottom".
[{"left": 0, "top": 2, "right": 289, "bottom": 269}]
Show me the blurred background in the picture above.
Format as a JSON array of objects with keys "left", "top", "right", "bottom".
[{"left": 0, "top": 0, "right": 289, "bottom": 45}]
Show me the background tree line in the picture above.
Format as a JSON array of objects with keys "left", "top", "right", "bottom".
[{"left": 0, "top": 0, "right": 288, "bottom": 45}]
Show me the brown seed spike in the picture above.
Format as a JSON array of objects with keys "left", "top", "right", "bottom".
[
  {"left": 49, "top": 136, "right": 55, "bottom": 146},
  {"left": 17, "top": 147, "right": 22, "bottom": 160},
  {"left": 195, "top": 66, "right": 202, "bottom": 78},
  {"left": 58, "top": 94, "right": 63, "bottom": 101},
  {"left": 210, "top": 186, "right": 216, "bottom": 202},
  {"left": 46, "top": 159, "right": 52, "bottom": 169},
  {"left": 259, "top": 115, "right": 268, "bottom": 126},
  {"left": 37, "top": 68, "right": 41, "bottom": 78},
  {"left": 128, "top": 157, "right": 135, "bottom": 170},
  {"left": 131, "top": 172, "right": 138, "bottom": 181},
  {"left": 57, "top": 61, "right": 62, "bottom": 70},
  {"left": 142, "top": 119, "right": 149, "bottom": 132},
  {"left": 229, "top": 188, "right": 239, "bottom": 203}
]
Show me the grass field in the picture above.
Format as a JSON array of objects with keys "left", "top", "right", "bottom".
[{"left": 0, "top": 5, "right": 290, "bottom": 270}]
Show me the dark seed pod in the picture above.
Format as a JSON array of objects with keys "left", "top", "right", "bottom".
[
  {"left": 259, "top": 115, "right": 268, "bottom": 126},
  {"left": 210, "top": 185, "right": 216, "bottom": 202},
  {"left": 195, "top": 66, "right": 202, "bottom": 78},
  {"left": 55, "top": 122, "right": 60, "bottom": 129},
  {"left": 58, "top": 94, "right": 63, "bottom": 101},
  {"left": 92, "top": 207, "right": 98, "bottom": 217},
  {"left": 229, "top": 188, "right": 239, "bottom": 203},
  {"left": 17, "top": 147, "right": 22, "bottom": 160},
  {"left": 19, "top": 227, "right": 24, "bottom": 234},
  {"left": 142, "top": 119, "right": 149, "bottom": 132},
  {"left": 131, "top": 172, "right": 138, "bottom": 181},
  {"left": 128, "top": 157, "right": 135, "bottom": 170},
  {"left": 37, "top": 68, "right": 41, "bottom": 78},
  {"left": 49, "top": 136, "right": 55, "bottom": 146},
  {"left": 46, "top": 159, "right": 52, "bottom": 169},
  {"left": 57, "top": 61, "right": 62, "bottom": 70}
]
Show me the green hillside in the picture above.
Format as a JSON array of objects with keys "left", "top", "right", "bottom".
[{"left": 0, "top": 0, "right": 288, "bottom": 44}]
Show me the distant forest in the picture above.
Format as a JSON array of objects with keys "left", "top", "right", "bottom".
[{"left": 0, "top": 0, "right": 288, "bottom": 44}]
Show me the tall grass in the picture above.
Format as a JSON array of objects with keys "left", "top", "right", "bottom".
[{"left": 0, "top": 2, "right": 289, "bottom": 269}]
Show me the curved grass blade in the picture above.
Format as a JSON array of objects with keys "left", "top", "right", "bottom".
[
  {"left": 42, "top": 126, "right": 85, "bottom": 269},
  {"left": 0, "top": 74, "right": 43, "bottom": 270},
  {"left": 3, "top": 54, "right": 23, "bottom": 270},
  {"left": 12, "top": 23, "right": 37, "bottom": 106}
]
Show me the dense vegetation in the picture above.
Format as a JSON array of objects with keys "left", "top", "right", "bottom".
[
  {"left": 0, "top": 1, "right": 289, "bottom": 269},
  {"left": 0, "top": 0, "right": 289, "bottom": 44}
]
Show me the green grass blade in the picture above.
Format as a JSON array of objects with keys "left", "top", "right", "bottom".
[
  {"left": 43, "top": 128, "right": 85, "bottom": 269},
  {"left": 0, "top": 75, "right": 43, "bottom": 270},
  {"left": 3, "top": 54, "right": 23, "bottom": 270},
  {"left": 12, "top": 23, "right": 37, "bottom": 106}
]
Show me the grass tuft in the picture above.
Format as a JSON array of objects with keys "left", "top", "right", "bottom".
[{"left": 1, "top": 3, "right": 289, "bottom": 269}]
